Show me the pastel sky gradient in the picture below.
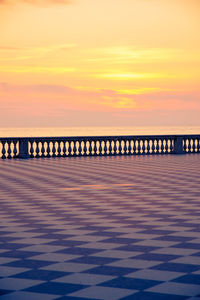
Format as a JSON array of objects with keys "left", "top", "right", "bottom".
[{"left": 0, "top": 0, "right": 200, "bottom": 127}]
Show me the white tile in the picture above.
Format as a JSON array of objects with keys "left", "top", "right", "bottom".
[
  {"left": 107, "top": 259, "right": 162, "bottom": 269},
  {"left": 171, "top": 256, "right": 200, "bottom": 265},
  {"left": 29, "top": 253, "right": 82, "bottom": 262},
  {"left": 91, "top": 250, "right": 142, "bottom": 259},
  {"left": 20, "top": 245, "right": 66, "bottom": 252},
  {"left": 53, "top": 272, "right": 116, "bottom": 285},
  {"left": 0, "top": 291, "right": 58, "bottom": 300},
  {"left": 134, "top": 240, "right": 179, "bottom": 247},
  {"left": 0, "top": 266, "right": 30, "bottom": 277},
  {"left": 41, "top": 262, "right": 97, "bottom": 272},
  {"left": 9, "top": 238, "right": 56, "bottom": 245},
  {"left": 147, "top": 282, "right": 200, "bottom": 297},
  {"left": 151, "top": 247, "right": 199, "bottom": 256},
  {"left": 0, "top": 257, "right": 19, "bottom": 265},
  {"left": 69, "top": 286, "right": 136, "bottom": 300},
  {"left": 126, "top": 269, "right": 185, "bottom": 281},
  {"left": 0, "top": 278, "right": 44, "bottom": 290},
  {"left": 64, "top": 235, "right": 109, "bottom": 242},
  {"left": 79, "top": 242, "right": 121, "bottom": 250},
  {"left": 119, "top": 233, "right": 161, "bottom": 239}
]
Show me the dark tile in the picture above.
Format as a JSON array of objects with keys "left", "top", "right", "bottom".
[
  {"left": 25, "top": 281, "right": 85, "bottom": 295},
  {"left": 84, "top": 265, "right": 137, "bottom": 276},
  {"left": 0, "top": 289, "right": 13, "bottom": 296},
  {"left": 55, "top": 296, "right": 97, "bottom": 300},
  {"left": 135, "top": 253, "right": 179, "bottom": 261},
  {"left": 58, "top": 247, "right": 99, "bottom": 256},
  {"left": 14, "top": 269, "right": 68, "bottom": 281},
  {"left": 100, "top": 276, "right": 160, "bottom": 290},
  {"left": 173, "top": 274, "right": 200, "bottom": 285},
  {"left": 153, "top": 262, "right": 200, "bottom": 273},
  {"left": 70, "top": 256, "right": 117, "bottom": 265},
  {"left": 6, "top": 259, "right": 52, "bottom": 269},
  {"left": 117, "top": 244, "right": 158, "bottom": 252},
  {"left": 121, "top": 291, "right": 187, "bottom": 300},
  {"left": 0, "top": 250, "right": 39, "bottom": 259}
]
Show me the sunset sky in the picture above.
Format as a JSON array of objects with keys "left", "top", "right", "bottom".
[{"left": 0, "top": 0, "right": 200, "bottom": 127}]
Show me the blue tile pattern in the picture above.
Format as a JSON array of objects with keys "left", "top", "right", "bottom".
[{"left": 0, "top": 155, "right": 200, "bottom": 299}]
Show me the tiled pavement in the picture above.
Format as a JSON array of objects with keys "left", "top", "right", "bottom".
[{"left": 0, "top": 154, "right": 200, "bottom": 300}]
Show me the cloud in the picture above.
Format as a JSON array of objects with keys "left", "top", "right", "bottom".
[
  {"left": 0, "top": 0, "right": 72, "bottom": 6},
  {"left": 1, "top": 83, "right": 199, "bottom": 112}
]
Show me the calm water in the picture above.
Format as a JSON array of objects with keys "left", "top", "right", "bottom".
[{"left": 0, "top": 126, "right": 200, "bottom": 137}]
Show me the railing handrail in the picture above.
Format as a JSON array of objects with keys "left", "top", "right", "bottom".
[{"left": 0, "top": 134, "right": 200, "bottom": 141}]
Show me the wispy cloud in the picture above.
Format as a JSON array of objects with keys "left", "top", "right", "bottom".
[
  {"left": 0, "top": 66, "right": 75, "bottom": 73},
  {"left": 0, "top": 0, "right": 72, "bottom": 6},
  {"left": 1, "top": 83, "right": 199, "bottom": 112}
]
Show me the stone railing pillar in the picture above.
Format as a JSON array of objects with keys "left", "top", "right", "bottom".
[
  {"left": 19, "top": 138, "right": 29, "bottom": 159},
  {"left": 174, "top": 137, "right": 184, "bottom": 154}
]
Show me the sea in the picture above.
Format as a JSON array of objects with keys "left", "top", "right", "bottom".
[{"left": 0, "top": 126, "right": 200, "bottom": 137}]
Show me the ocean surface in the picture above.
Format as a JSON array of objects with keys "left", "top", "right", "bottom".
[{"left": 0, "top": 126, "right": 200, "bottom": 137}]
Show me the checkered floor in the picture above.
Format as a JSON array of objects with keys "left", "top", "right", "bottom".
[{"left": 0, "top": 154, "right": 200, "bottom": 299}]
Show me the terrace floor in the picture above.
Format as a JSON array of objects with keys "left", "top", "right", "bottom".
[{"left": 0, "top": 154, "right": 200, "bottom": 300}]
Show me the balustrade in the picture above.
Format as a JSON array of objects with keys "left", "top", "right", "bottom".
[{"left": 0, "top": 135, "right": 199, "bottom": 159}]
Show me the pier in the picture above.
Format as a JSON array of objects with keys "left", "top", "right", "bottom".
[{"left": 0, "top": 154, "right": 200, "bottom": 299}]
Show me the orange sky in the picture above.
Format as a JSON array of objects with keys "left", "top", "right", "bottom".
[{"left": 0, "top": 0, "right": 200, "bottom": 127}]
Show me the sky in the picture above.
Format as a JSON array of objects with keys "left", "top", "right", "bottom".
[{"left": 0, "top": 0, "right": 200, "bottom": 127}]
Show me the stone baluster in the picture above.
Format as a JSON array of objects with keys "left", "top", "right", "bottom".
[
  {"left": 113, "top": 140, "right": 117, "bottom": 155},
  {"left": 46, "top": 142, "right": 50, "bottom": 157},
  {"left": 170, "top": 139, "right": 173, "bottom": 153},
  {"left": 52, "top": 141, "right": 56, "bottom": 157},
  {"left": 94, "top": 140, "right": 97, "bottom": 155},
  {"left": 1, "top": 141, "right": 6, "bottom": 158},
  {"left": 89, "top": 140, "right": 92, "bottom": 155},
  {"left": 152, "top": 139, "right": 155, "bottom": 154},
  {"left": 118, "top": 140, "right": 122, "bottom": 155},
  {"left": 73, "top": 141, "right": 77, "bottom": 156},
  {"left": 156, "top": 139, "right": 159, "bottom": 153},
  {"left": 99, "top": 140, "right": 103, "bottom": 155},
  {"left": 104, "top": 140, "right": 107, "bottom": 155},
  {"left": 68, "top": 141, "right": 72, "bottom": 156},
  {"left": 30, "top": 141, "right": 34, "bottom": 157},
  {"left": 133, "top": 140, "right": 136, "bottom": 154},
  {"left": 183, "top": 139, "right": 186, "bottom": 152},
  {"left": 13, "top": 141, "right": 18, "bottom": 158},
  {"left": 142, "top": 140, "right": 145, "bottom": 154},
  {"left": 160, "top": 139, "right": 164, "bottom": 153},
  {"left": 62, "top": 141, "right": 66, "bottom": 156},
  {"left": 128, "top": 140, "right": 131, "bottom": 154},
  {"left": 124, "top": 140, "right": 127, "bottom": 154},
  {"left": 57, "top": 141, "right": 61, "bottom": 156},
  {"left": 192, "top": 139, "right": 196, "bottom": 152},
  {"left": 198, "top": 139, "right": 200, "bottom": 152},
  {"left": 78, "top": 141, "right": 82, "bottom": 156},
  {"left": 108, "top": 140, "right": 112, "bottom": 155},
  {"left": 165, "top": 139, "right": 169, "bottom": 153},
  {"left": 82, "top": 141, "right": 87, "bottom": 155},
  {"left": 35, "top": 142, "right": 40, "bottom": 157},
  {"left": 188, "top": 139, "right": 191, "bottom": 152},
  {"left": 137, "top": 140, "right": 141, "bottom": 154},
  {"left": 7, "top": 141, "right": 12, "bottom": 158},
  {"left": 147, "top": 139, "right": 150, "bottom": 154},
  {"left": 41, "top": 141, "right": 45, "bottom": 157},
  {"left": 2, "top": 142, "right": 6, "bottom": 159}
]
